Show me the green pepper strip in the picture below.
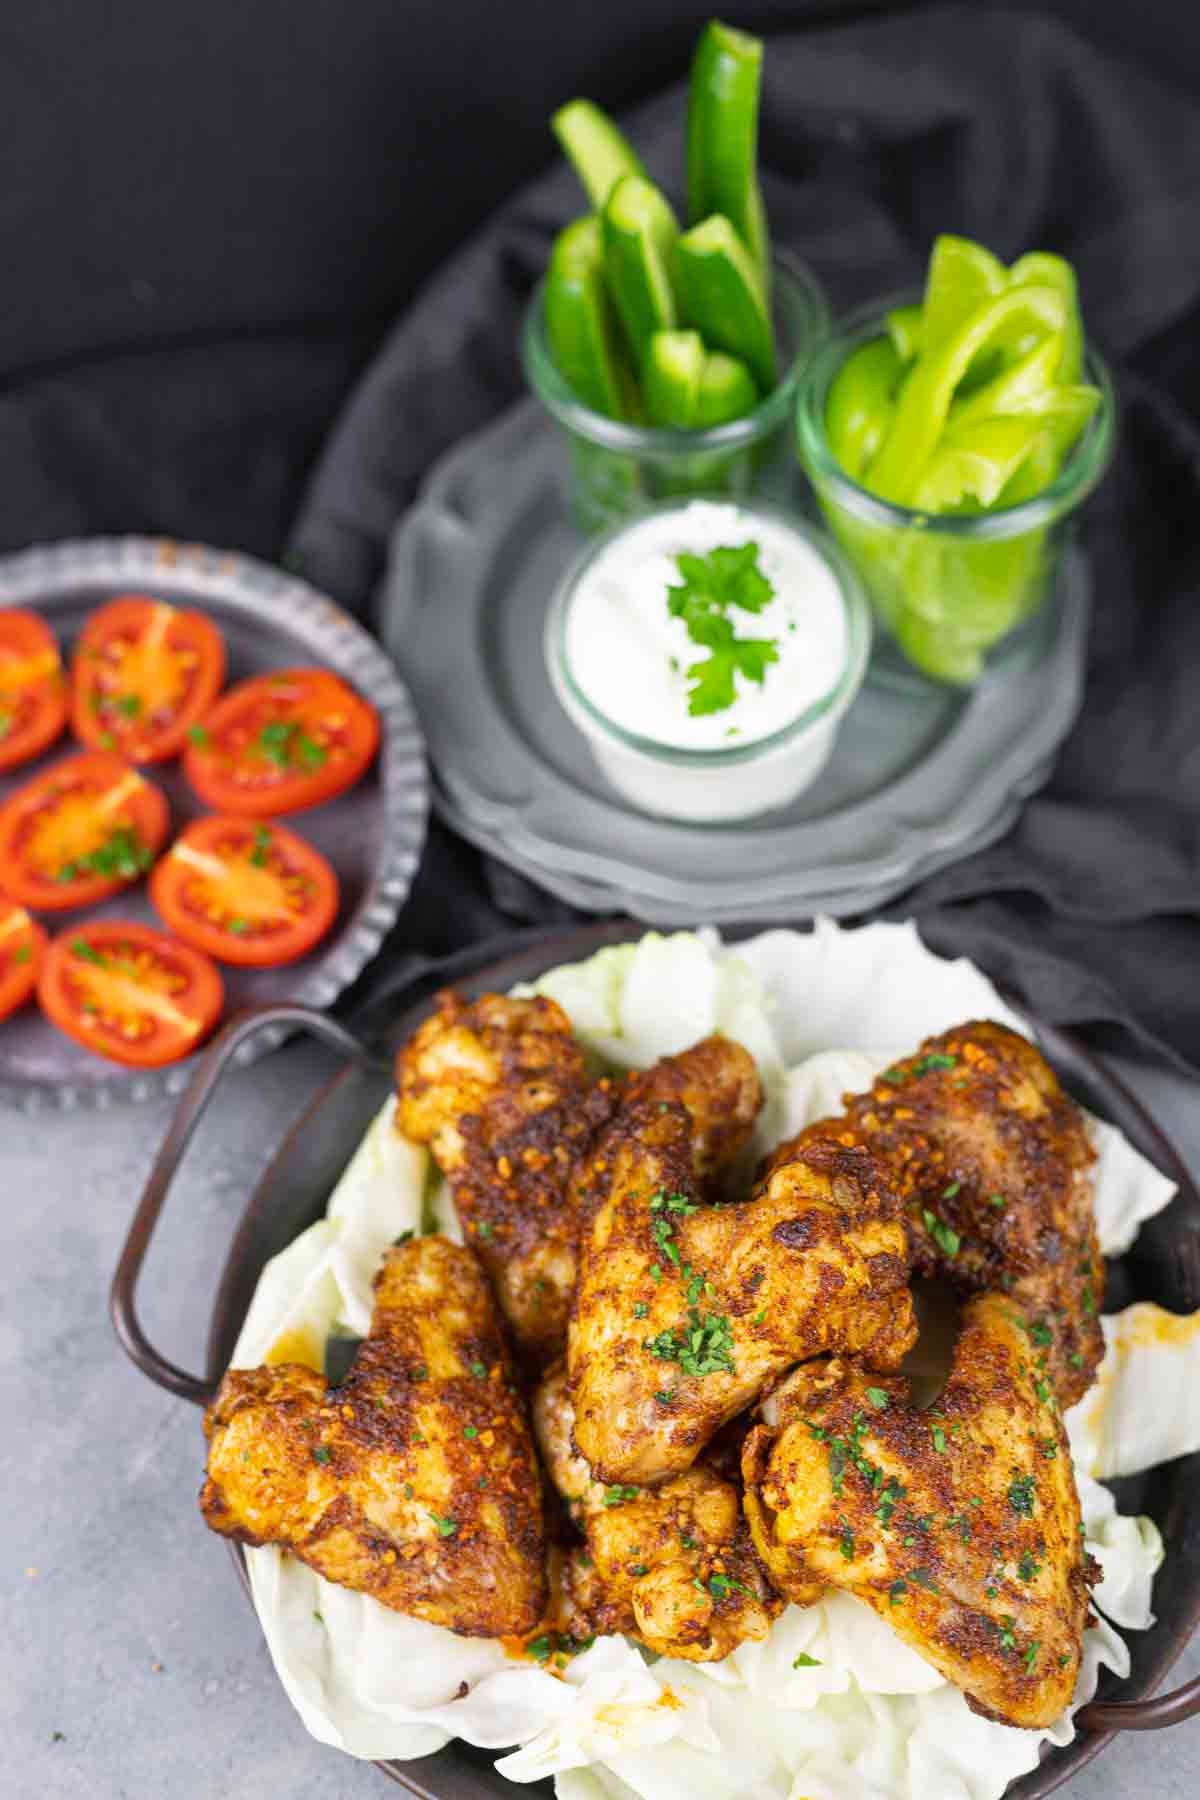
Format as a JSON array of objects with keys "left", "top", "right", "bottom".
[{"left": 865, "top": 285, "right": 1067, "bottom": 505}]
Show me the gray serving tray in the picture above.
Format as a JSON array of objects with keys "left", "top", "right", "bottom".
[
  {"left": 381, "top": 402, "right": 1087, "bottom": 925},
  {"left": 0, "top": 536, "right": 428, "bottom": 1110}
]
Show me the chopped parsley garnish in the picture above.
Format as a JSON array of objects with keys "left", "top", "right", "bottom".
[
  {"left": 1028, "top": 1319, "right": 1053, "bottom": 1347},
  {"left": 881, "top": 1051, "right": 957, "bottom": 1085},
  {"left": 865, "top": 1387, "right": 889, "bottom": 1410},
  {"left": 58, "top": 825, "right": 153, "bottom": 884},
  {"left": 1024, "top": 1641, "right": 1041, "bottom": 1672},
  {"left": 187, "top": 724, "right": 210, "bottom": 747},
  {"left": 603, "top": 1485, "right": 641, "bottom": 1507},
  {"left": 469, "top": 1361, "right": 486, "bottom": 1378},
  {"left": 752, "top": 1308, "right": 766, "bottom": 1326},
  {"left": 258, "top": 719, "right": 327, "bottom": 771},
  {"left": 707, "top": 1572, "right": 754, "bottom": 1600},
  {"left": 666, "top": 542, "right": 779, "bottom": 717},
  {"left": 909, "top": 1566, "right": 938, "bottom": 1592},
  {"left": 654, "top": 1390, "right": 674, "bottom": 1407},
  {"left": 989, "top": 1193, "right": 1007, "bottom": 1209},
  {"left": 838, "top": 1521, "right": 856, "bottom": 1560},
  {"left": 998, "top": 1616, "right": 1017, "bottom": 1651},
  {"left": 1008, "top": 1472, "right": 1037, "bottom": 1517},
  {"left": 392, "top": 1229, "right": 414, "bottom": 1246},
  {"left": 114, "top": 693, "right": 142, "bottom": 718},
  {"left": 650, "top": 1189, "right": 698, "bottom": 1215},
  {"left": 312, "top": 1446, "right": 331, "bottom": 1465},
  {"left": 13, "top": 943, "right": 32, "bottom": 965},
  {"left": 463, "top": 1425, "right": 478, "bottom": 1439},
  {"left": 792, "top": 1652, "right": 822, "bottom": 1668},
  {"left": 633, "top": 1301, "right": 649, "bottom": 1319},
  {"left": 930, "top": 1424, "right": 947, "bottom": 1454},
  {"left": 922, "top": 1209, "right": 960, "bottom": 1259},
  {"left": 249, "top": 824, "right": 272, "bottom": 867},
  {"left": 889, "top": 1579, "right": 908, "bottom": 1607},
  {"left": 645, "top": 1306, "right": 735, "bottom": 1378},
  {"left": 942, "top": 1180, "right": 961, "bottom": 1199},
  {"left": 1017, "top": 1551, "right": 1041, "bottom": 1582},
  {"left": 429, "top": 1512, "right": 458, "bottom": 1537},
  {"left": 1069, "top": 1351, "right": 1084, "bottom": 1369},
  {"left": 70, "top": 937, "right": 105, "bottom": 965}
]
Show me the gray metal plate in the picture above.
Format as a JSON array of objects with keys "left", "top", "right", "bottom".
[
  {"left": 0, "top": 537, "right": 428, "bottom": 1110},
  {"left": 381, "top": 402, "right": 1087, "bottom": 924}
]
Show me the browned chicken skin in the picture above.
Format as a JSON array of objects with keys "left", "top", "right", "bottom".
[
  {"left": 569, "top": 1093, "right": 916, "bottom": 1487},
  {"left": 534, "top": 1365, "right": 781, "bottom": 1661},
  {"left": 200, "top": 1236, "right": 547, "bottom": 1637},
  {"left": 781, "top": 1022, "right": 1103, "bottom": 1406},
  {"left": 395, "top": 991, "right": 618, "bottom": 1364},
  {"left": 742, "top": 1292, "right": 1094, "bottom": 1729}
]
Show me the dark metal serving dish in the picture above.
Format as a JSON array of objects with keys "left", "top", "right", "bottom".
[{"left": 112, "top": 921, "right": 1200, "bottom": 1796}]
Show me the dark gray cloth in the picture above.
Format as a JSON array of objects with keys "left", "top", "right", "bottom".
[{"left": 289, "top": 5, "right": 1200, "bottom": 1074}]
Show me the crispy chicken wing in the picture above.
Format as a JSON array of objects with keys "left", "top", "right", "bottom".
[
  {"left": 784, "top": 1022, "right": 1103, "bottom": 1406},
  {"left": 534, "top": 1365, "right": 780, "bottom": 1661},
  {"left": 395, "top": 990, "right": 618, "bottom": 1363},
  {"left": 742, "top": 1292, "right": 1093, "bottom": 1728},
  {"left": 569, "top": 1099, "right": 916, "bottom": 1486},
  {"left": 200, "top": 1236, "right": 547, "bottom": 1637}
]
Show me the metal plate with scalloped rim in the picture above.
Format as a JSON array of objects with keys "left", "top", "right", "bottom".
[
  {"left": 380, "top": 401, "right": 1088, "bottom": 926},
  {"left": 0, "top": 537, "right": 427, "bottom": 1111}
]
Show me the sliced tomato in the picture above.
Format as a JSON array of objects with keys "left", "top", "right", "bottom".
[
  {"left": 150, "top": 816, "right": 340, "bottom": 966},
  {"left": 0, "top": 750, "right": 169, "bottom": 912},
  {"left": 182, "top": 668, "right": 379, "bottom": 818},
  {"left": 38, "top": 920, "right": 223, "bottom": 1068},
  {"left": 0, "top": 899, "right": 47, "bottom": 1020},
  {"left": 71, "top": 594, "right": 226, "bottom": 763},
  {"left": 0, "top": 608, "right": 68, "bottom": 772}
]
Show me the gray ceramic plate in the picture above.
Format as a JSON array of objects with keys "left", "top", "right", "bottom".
[
  {"left": 0, "top": 537, "right": 427, "bottom": 1111},
  {"left": 380, "top": 402, "right": 1088, "bottom": 925}
]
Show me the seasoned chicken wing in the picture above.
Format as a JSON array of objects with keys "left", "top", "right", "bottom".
[
  {"left": 534, "top": 1365, "right": 780, "bottom": 1661},
  {"left": 569, "top": 1100, "right": 916, "bottom": 1487},
  {"left": 395, "top": 990, "right": 618, "bottom": 1363},
  {"left": 742, "top": 1292, "right": 1093, "bottom": 1729},
  {"left": 200, "top": 1236, "right": 547, "bottom": 1637},
  {"left": 784, "top": 1022, "right": 1103, "bottom": 1406}
]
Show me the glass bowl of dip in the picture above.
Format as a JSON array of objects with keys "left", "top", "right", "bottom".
[
  {"left": 544, "top": 497, "right": 871, "bottom": 824},
  {"left": 794, "top": 293, "right": 1116, "bottom": 686},
  {"left": 523, "top": 251, "right": 829, "bottom": 535}
]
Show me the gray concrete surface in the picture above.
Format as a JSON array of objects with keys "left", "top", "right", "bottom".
[{"left": 3, "top": 1035, "right": 1199, "bottom": 1800}]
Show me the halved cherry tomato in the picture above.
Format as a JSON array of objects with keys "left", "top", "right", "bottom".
[
  {"left": 0, "top": 899, "right": 47, "bottom": 1020},
  {"left": 0, "top": 609, "right": 68, "bottom": 772},
  {"left": 38, "top": 920, "right": 223, "bottom": 1068},
  {"left": 150, "top": 816, "right": 340, "bottom": 967},
  {"left": 183, "top": 668, "right": 379, "bottom": 818},
  {"left": 0, "top": 750, "right": 169, "bottom": 912},
  {"left": 71, "top": 595, "right": 226, "bottom": 763}
]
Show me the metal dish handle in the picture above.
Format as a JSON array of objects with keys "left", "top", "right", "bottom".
[
  {"left": 1078, "top": 1673, "right": 1200, "bottom": 1731},
  {"left": 109, "top": 1003, "right": 385, "bottom": 1407}
]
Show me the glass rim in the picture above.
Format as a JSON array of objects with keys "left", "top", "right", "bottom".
[
  {"left": 544, "top": 496, "right": 873, "bottom": 769},
  {"left": 522, "top": 248, "right": 830, "bottom": 457},
  {"left": 794, "top": 289, "right": 1118, "bottom": 539}
]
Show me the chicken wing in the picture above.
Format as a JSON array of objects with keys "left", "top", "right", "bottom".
[
  {"left": 783, "top": 1022, "right": 1103, "bottom": 1406},
  {"left": 569, "top": 1103, "right": 916, "bottom": 1487},
  {"left": 742, "top": 1292, "right": 1093, "bottom": 1729},
  {"left": 395, "top": 990, "right": 618, "bottom": 1363},
  {"left": 200, "top": 1235, "right": 547, "bottom": 1637},
  {"left": 534, "top": 1365, "right": 780, "bottom": 1661}
]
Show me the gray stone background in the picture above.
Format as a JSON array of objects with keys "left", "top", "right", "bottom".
[{"left": 4, "top": 1035, "right": 1198, "bottom": 1798}]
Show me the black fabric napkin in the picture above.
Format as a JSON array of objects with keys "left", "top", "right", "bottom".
[{"left": 288, "top": 3, "right": 1200, "bottom": 1078}]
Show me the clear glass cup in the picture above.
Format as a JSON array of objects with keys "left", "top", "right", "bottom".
[
  {"left": 522, "top": 251, "right": 830, "bottom": 535},
  {"left": 794, "top": 293, "right": 1117, "bottom": 685},
  {"left": 543, "top": 498, "right": 872, "bottom": 825}
]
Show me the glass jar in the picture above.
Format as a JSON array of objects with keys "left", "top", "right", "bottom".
[
  {"left": 794, "top": 294, "right": 1117, "bottom": 685},
  {"left": 543, "top": 498, "right": 871, "bottom": 824},
  {"left": 522, "top": 252, "right": 830, "bottom": 534}
]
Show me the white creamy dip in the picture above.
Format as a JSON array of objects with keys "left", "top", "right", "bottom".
[{"left": 562, "top": 500, "right": 848, "bottom": 751}]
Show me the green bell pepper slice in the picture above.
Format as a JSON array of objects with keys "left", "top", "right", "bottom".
[
  {"left": 824, "top": 336, "right": 903, "bottom": 481},
  {"left": 865, "top": 284, "right": 1067, "bottom": 504}
]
